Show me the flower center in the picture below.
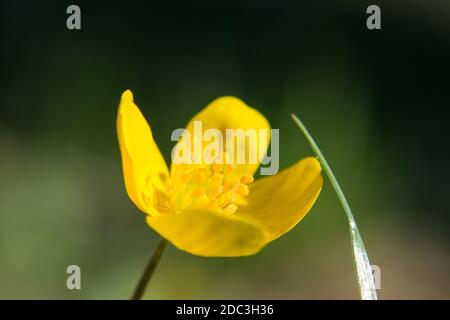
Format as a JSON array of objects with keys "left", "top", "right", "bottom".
[{"left": 168, "top": 153, "right": 254, "bottom": 214}]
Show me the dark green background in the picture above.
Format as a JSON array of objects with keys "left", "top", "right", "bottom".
[{"left": 1, "top": 0, "right": 449, "bottom": 299}]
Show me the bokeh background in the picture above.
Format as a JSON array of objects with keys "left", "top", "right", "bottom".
[{"left": 1, "top": 0, "right": 450, "bottom": 299}]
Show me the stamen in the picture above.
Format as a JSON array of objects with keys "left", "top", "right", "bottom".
[
  {"left": 167, "top": 151, "right": 254, "bottom": 214},
  {"left": 212, "top": 163, "right": 222, "bottom": 173},
  {"left": 240, "top": 174, "right": 254, "bottom": 185},
  {"left": 192, "top": 169, "right": 207, "bottom": 184},
  {"left": 224, "top": 203, "right": 238, "bottom": 214},
  {"left": 236, "top": 184, "right": 250, "bottom": 196},
  {"left": 191, "top": 187, "right": 205, "bottom": 198}
]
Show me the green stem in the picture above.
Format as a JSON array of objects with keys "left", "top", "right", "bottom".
[
  {"left": 291, "top": 113, "right": 377, "bottom": 300},
  {"left": 131, "top": 238, "right": 168, "bottom": 300}
]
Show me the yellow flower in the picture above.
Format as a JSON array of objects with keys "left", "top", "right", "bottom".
[{"left": 117, "top": 90, "right": 323, "bottom": 257}]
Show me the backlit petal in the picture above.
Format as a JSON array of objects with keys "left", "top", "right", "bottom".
[
  {"left": 117, "top": 90, "right": 170, "bottom": 215},
  {"left": 172, "top": 96, "right": 271, "bottom": 176},
  {"left": 237, "top": 157, "right": 323, "bottom": 242},
  {"left": 146, "top": 209, "right": 269, "bottom": 257}
]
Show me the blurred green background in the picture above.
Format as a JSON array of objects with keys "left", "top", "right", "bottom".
[{"left": 1, "top": 0, "right": 450, "bottom": 299}]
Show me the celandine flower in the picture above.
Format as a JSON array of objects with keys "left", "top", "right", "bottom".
[{"left": 117, "top": 90, "right": 323, "bottom": 257}]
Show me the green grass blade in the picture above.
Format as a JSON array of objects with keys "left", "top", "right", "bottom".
[{"left": 290, "top": 113, "right": 377, "bottom": 300}]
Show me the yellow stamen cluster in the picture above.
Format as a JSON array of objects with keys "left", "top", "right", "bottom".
[{"left": 168, "top": 154, "right": 254, "bottom": 214}]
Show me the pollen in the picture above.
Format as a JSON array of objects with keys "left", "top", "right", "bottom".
[
  {"left": 191, "top": 187, "right": 206, "bottom": 198},
  {"left": 240, "top": 174, "right": 254, "bottom": 185},
  {"left": 235, "top": 184, "right": 250, "bottom": 196},
  {"left": 170, "top": 152, "right": 254, "bottom": 213}
]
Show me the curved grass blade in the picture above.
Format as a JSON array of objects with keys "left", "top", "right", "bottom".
[{"left": 291, "top": 113, "right": 377, "bottom": 300}]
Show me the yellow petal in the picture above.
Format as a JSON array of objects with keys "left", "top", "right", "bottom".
[
  {"left": 173, "top": 96, "right": 270, "bottom": 176},
  {"left": 117, "top": 90, "right": 170, "bottom": 215},
  {"left": 236, "top": 157, "right": 323, "bottom": 242},
  {"left": 146, "top": 209, "right": 269, "bottom": 257}
]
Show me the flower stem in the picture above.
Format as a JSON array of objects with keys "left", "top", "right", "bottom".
[
  {"left": 131, "top": 237, "right": 168, "bottom": 300},
  {"left": 290, "top": 113, "right": 377, "bottom": 300}
]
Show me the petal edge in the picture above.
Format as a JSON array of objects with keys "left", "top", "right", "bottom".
[
  {"left": 146, "top": 209, "right": 269, "bottom": 257},
  {"left": 117, "top": 90, "right": 170, "bottom": 215},
  {"left": 237, "top": 157, "right": 323, "bottom": 242}
]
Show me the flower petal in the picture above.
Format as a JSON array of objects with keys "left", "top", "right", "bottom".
[
  {"left": 117, "top": 90, "right": 170, "bottom": 215},
  {"left": 236, "top": 157, "right": 323, "bottom": 242},
  {"left": 146, "top": 209, "right": 269, "bottom": 257},
  {"left": 173, "top": 96, "right": 271, "bottom": 176}
]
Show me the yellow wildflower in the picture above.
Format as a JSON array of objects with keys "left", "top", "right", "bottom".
[{"left": 117, "top": 90, "right": 322, "bottom": 257}]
